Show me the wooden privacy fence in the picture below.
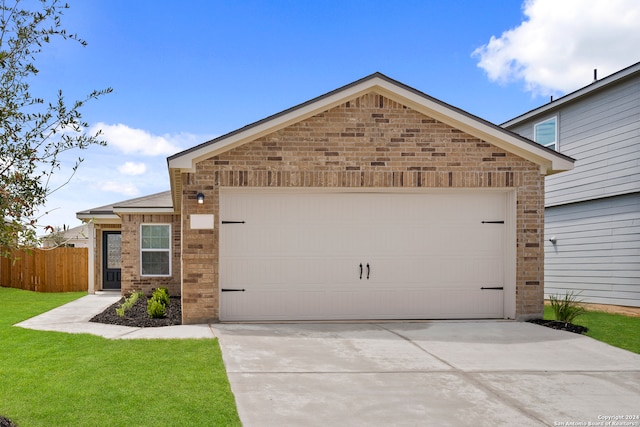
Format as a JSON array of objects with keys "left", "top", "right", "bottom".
[{"left": 0, "top": 247, "right": 88, "bottom": 292}]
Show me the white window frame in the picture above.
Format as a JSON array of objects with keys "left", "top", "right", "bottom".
[
  {"left": 534, "top": 116, "right": 558, "bottom": 151},
  {"left": 140, "top": 224, "right": 172, "bottom": 277}
]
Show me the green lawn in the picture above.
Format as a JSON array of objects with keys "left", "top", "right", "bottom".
[
  {"left": 0, "top": 287, "right": 241, "bottom": 427},
  {"left": 544, "top": 305, "right": 640, "bottom": 354}
]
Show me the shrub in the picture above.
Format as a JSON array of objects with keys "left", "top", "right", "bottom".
[
  {"left": 147, "top": 287, "right": 170, "bottom": 319},
  {"left": 549, "top": 291, "right": 586, "bottom": 324},
  {"left": 147, "top": 298, "right": 166, "bottom": 318},
  {"left": 115, "top": 291, "right": 143, "bottom": 317},
  {"left": 152, "top": 287, "right": 170, "bottom": 306}
]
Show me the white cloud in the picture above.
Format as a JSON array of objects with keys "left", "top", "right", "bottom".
[
  {"left": 90, "top": 122, "right": 201, "bottom": 156},
  {"left": 118, "top": 161, "right": 147, "bottom": 175},
  {"left": 99, "top": 181, "right": 140, "bottom": 197},
  {"left": 472, "top": 0, "right": 640, "bottom": 96},
  {"left": 36, "top": 124, "right": 215, "bottom": 227}
]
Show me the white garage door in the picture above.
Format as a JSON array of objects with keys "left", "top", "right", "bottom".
[{"left": 220, "top": 190, "right": 507, "bottom": 321}]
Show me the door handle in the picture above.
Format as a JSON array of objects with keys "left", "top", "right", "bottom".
[
  {"left": 366, "top": 263, "right": 370, "bottom": 280},
  {"left": 359, "top": 263, "right": 363, "bottom": 280}
]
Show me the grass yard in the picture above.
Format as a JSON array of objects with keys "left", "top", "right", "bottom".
[
  {"left": 544, "top": 305, "right": 640, "bottom": 354},
  {"left": 0, "top": 287, "right": 241, "bottom": 427}
]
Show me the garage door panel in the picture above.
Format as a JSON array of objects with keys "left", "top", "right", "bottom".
[
  {"left": 439, "top": 225, "right": 503, "bottom": 254},
  {"left": 378, "top": 225, "right": 442, "bottom": 255},
  {"left": 220, "top": 190, "right": 507, "bottom": 321},
  {"left": 440, "top": 289, "right": 504, "bottom": 317},
  {"left": 222, "top": 258, "right": 359, "bottom": 288},
  {"left": 433, "top": 257, "right": 503, "bottom": 286}
]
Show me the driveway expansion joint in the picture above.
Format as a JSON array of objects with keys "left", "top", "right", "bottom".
[{"left": 373, "top": 323, "right": 550, "bottom": 426}]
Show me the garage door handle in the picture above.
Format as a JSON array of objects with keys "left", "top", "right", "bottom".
[
  {"left": 221, "top": 288, "right": 246, "bottom": 292},
  {"left": 366, "top": 263, "right": 370, "bottom": 280},
  {"left": 359, "top": 263, "right": 363, "bottom": 280},
  {"left": 481, "top": 287, "right": 504, "bottom": 290}
]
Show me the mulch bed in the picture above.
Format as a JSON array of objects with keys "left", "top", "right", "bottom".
[
  {"left": 528, "top": 318, "right": 588, "bottom": 334},
  {"left": 0, "top": 416, "right": 17, "bottom": 427},
  {"left": 90, "top": 296, "right": 182, "bottom": 328},
  {"left": 89, "top": 293, "right": 589, "bottom": 335}
]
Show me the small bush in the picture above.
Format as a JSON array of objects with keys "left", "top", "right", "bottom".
[
  {"left": 147, "top": 298, "right": 166, "bottom": 318},
  {"left": 549, "top": 291, "right": 586, "bottom": 324},
  {"left": 152, "top": 287, "right": 170, "bottom": 306},
  {"left": 147, "top": 287, "right": 170, "bottom": 319},
  {"left": 115, "top": 291, "right": 143, "bottom": 317}
]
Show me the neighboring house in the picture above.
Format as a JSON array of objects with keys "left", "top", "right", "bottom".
[
  {"left": 77, "top": 73, "right": 573, "bottom": 324},
  {"left": 41, "top": 224, "right": 89, "bottom": 248},
  {"left": 503, "top": 62, "right": 640, "bottom": 308}
]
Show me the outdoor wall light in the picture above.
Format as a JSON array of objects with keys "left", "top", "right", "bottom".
[
  {"left": 197, "top": 193, "right": 205, "bottom": 204},
  {"left": 548, "top": 236, "right": 557, "bottom": 244}
]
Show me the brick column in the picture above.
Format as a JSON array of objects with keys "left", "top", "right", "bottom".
[{"left": 181, "top": 171, "right": 218, "bottom": 324}]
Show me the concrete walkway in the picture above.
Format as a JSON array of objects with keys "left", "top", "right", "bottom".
[
  {"left": 16, "top": 292, "right": 216, "bottom": 339},
  {"left": 215, "top": 322, "right": 640, "bottom": 427}
]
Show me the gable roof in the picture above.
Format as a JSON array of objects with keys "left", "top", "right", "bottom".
[
  {"left": 502, "top": 61, "right": 640, "bottom": 127},
  {"left": 167, "top": 73, "right": 573, "bottom": 208},
  {"left": 76, "top": 191, "right": 173, "bottom": 222},
  {"left": 170, "top": 72, "right": 573, "bottom": 170}
]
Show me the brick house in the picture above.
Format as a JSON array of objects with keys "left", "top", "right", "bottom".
[{"left": 77, "top": 73, "right": 573, "bottom": 324}]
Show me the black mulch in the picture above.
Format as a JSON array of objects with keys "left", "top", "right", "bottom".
[
  {"left": 90, "top": 296, "right": 182, "bottom": 328},
  {"left": 90, "top": 294, "right": 588, "bottom": 334},
  {"left": 528, "top": 318, "right": 588, "bottom": 334},
  {"left": 0, "top": 416, "right": 17, "bottom": 427}
]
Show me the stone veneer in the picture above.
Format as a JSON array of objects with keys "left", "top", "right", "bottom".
[{"left": 180, "top": 93, "right": 545, "bottom": 324}]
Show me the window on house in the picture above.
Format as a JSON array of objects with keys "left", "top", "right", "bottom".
[
  {"left": 534, "top": 116, "right": 557, "bottom": 150},
  {"left": 140, "top": 224, "right": 171, "bottom": 276}
]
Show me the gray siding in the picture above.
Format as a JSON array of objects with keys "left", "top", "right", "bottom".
[
  {"left": 544, "top": 193, "right": 640, "bottom": 307},
  {"left": 507, "top": 76, "right": 640, "bottom": 207}
]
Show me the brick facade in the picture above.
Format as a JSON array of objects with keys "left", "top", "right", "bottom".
[
  {"left": 180, "top": 93, "right": 545, "bottom": 323},
  {"left": 120, "top": 214, "right": 181, "bottom": 296}
]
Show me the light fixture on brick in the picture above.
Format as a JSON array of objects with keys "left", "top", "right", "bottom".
[{"left": 197, "top": 192, "right": 205, "bottom": 204}]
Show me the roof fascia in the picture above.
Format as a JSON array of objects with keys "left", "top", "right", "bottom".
[
  {"left": 168, "top": 73, "right": 574, "bottom": 175},
  {"left": 112, "top": 207, "right": 175, "bottom": 214},
  {"left": 371, "top": 81, "right": 573, "bottom": 174},
  {"left": 503, "top": 62, "right": 640, "bottom": 127},
  {"left": 168, "top": 77, "right": 382, "bottom": 171},
  {"left": 76, "top": 213, "right": 121, "bottom": 224}
]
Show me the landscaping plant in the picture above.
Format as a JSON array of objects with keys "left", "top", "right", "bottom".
[
  {"left": 147, "top": 299, "right": 166, "bottom": 319},
  {"left": 147, "top": 287, "right": 170, "bottom": 319},
  {"left": 115, "top": 291, "right": 143, "bottom": 317},
  {"left": 549, "top": 291, "right": 586, "bottom": 324},
  {"left": 153, "top": 287, "right": 170, "bottom": 306}
]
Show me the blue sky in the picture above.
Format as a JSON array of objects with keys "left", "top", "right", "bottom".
[{"left": 31, "top": 0, "right": 640, "bottom": 230}]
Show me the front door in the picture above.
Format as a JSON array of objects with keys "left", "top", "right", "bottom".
[{"left": 103, "top": 231, "right": 122, "bottom": 290}]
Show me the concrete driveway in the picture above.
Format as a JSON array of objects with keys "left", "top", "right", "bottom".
[{"left": 213, "top": 321, "right": 640, "bottom": 427}]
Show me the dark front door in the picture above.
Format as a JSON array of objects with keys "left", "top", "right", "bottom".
[{"left": 103, "top": 231, "right": 122, "bottom": 290}]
